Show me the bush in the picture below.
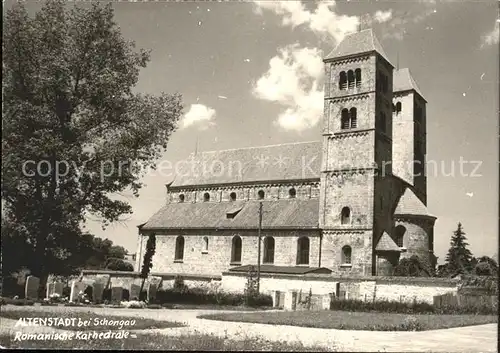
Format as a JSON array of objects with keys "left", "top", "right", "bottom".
[
  {"left": 0, "top": 298, "right": 34, "bottom": 306},
  {"left": 173, "top": 275, "right": 188, "bottom": 292},
  {"left": 330, "top": 298, "right": 435, "bottom": 314},
  {"left": 154, "top": 287, "right": 271, "bottom": 307},
  {"left": 329, "top": 297, "right": 497, "bottom": 315}
]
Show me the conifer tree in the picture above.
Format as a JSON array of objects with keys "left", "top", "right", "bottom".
[{"left": 438, "top": 223, "right": 474, "bottom": 277}]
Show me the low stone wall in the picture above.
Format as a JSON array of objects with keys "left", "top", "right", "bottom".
[
  {"left": 221, "top": 272, "right": 338, "bottom": 295},
  {"left": 374, "top": 277, "right": 458, "bottom": 303},
  {"left": 221, "top": 272, "right": 459, "bottom": 304},
  {"left": 80, "top": 270, "right": 221, "bottom": 291}
]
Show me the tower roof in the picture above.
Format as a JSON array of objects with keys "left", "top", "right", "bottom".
[
  {"left": 394, "top": 188, "right": 435, "bottom": 218},
  {"left": 375, "top": 231, "right": 401, "bottom": 252},
  {"left": 393, "top": 68, "right": 426, "bottom": 102},
  {"left": 324, "top": 28, "right": 393, "bottom": 66}
]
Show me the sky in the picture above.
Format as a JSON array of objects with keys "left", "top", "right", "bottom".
[{"left": 5, "top": 0, "right": 500, "bottom": 263}]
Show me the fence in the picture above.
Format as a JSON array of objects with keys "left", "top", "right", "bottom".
[{"left": 433, "top": 292, "right": 498, "bottom": 312}]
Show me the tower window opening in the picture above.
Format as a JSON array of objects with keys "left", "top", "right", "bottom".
[
  {"left": 396, "top": 102, "right": 402, "bottom": 115},
  {"left": 355, "top": 69, "right": 362, "bottom": 87},
  {"left": 257, "top": 190, "right": 265, "bottom": 200},
  {"left": 339, "top": 71, "right": 347, "bottom": 90},
  {"left": 289, "top": 188, "right": 297, "bottom": 198},
  {"left": 350, "top": 108, "right": 357, "bottom": 129},
  {"left": 341, "top": 207, "right": 351, "bottom": 225},
  {"left": 203, "top": 192, "right": 210, "bottom": 202},
  {"left": 342, "top": 245, "right": 352, "bottom": 264},
  {"left": 341, "top": 109, "right": 350, "bottom": 130},
  {"left": 347, "top": 70, "right": 355, "bottom": 89},
  {"left": 179, "top": 194, "right": 185, "bottom": 203},
  {"left": 230, "top": 192, "right": 236, "bottom": 201}
]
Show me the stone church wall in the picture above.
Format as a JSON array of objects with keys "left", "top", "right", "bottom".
[{"left": 136, "top": 230, "right": 321, "bottom": 276}]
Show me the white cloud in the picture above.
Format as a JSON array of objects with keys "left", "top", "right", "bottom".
[
  {"left": 181, "top": 104, "right": 216, "bottom": 129},
  {"left": 373, "top": 10, "right": 393, "bottom": 23},
  {"left": 253, "top": 45, "right": 324, "bottom": 131},
  {"left": 481, "top": 21, "right": 499, "bottom": 48},
  {"left": 251, "top": 1, "right": 395, "bottom": 131},
  {"left": 254, "top": 1, "right": 359, "bottom": 43}
]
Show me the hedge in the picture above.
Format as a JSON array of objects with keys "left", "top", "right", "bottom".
[{"left": 330, "top": 298, "right": 497, "bottom": 315}]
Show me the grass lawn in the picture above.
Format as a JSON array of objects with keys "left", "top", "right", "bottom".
[
  {"left": 198, "top": 310, "right": 498, "bottom": 331},
  {"left": 0, "top": 309, "right": 184, "bottom": 331},
  {"left": 0, "top": 333, "right": 331, "bottom": 351}
]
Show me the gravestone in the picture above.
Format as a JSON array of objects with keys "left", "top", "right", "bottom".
[
  {"left": 69, "top": 281, "right": 86, "bottom": 303},
  {"left": 25, "top": 276, "right": 40, "bottom": 299},
  {"left": 92, "top": 282, "right": 104, "bottom": 304},
  {"left": 46, "top": 283, "right": 55, "bottom": 299},
  {"left": 111, "top": 286, "right": 123, "bottom": 303},
  {"left": 284, "top": 291, "right": 297, "bottom": 311},
  {"left": 129, "top": 284, "right": 141, "bottom": 301},
  {"left": 147, "top": 283, "right": 157, "bottom": 303},
  {"left": 54, "top": 282, "right": 64, "bottom": 296},
  {"left": 46, "top": 282, "right": 64, "bottom": 298},
  {"left": 321, "top": 293, "right": 333, "bottom": 310},
  {"left": 271, "top": 291, "right": 280, "bottom": 308}
]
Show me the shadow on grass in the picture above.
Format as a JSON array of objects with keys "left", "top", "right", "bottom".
[
  {"left": 0, "top": 309, "right": 184, "bottom": 331},
  {"left": 0, "top": 333, "right": 333, "bottom": 351}
]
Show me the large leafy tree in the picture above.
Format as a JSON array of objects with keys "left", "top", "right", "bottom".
[
  {"left": 437, "top": 223, "right": 474, "bottom": 277},
  {"left": 2, "top": 1, "right": 182, "bottom": 296}
]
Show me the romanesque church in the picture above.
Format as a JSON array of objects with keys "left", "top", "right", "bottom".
[{"left": 135, "top": 29, "right": 436, "bottom": 278}]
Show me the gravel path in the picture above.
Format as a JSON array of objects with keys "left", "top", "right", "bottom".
[{"left": 0, "top": 304, "right": 497, "bottom": 352}]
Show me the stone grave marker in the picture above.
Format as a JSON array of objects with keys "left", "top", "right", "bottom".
[
  {"left": 69, "top": 281, "right": 86, "bottom": 303},
  {"left": 25, "top": 276, "right": 40, "bottom": 300},
  {"left": 92, "top": 282, "right": 105, "bottom": 304},
  {"left": 129, "top": 284, "right": 141, "bottom": 301},
  {"left": 147, "top": 283, "right": 157, "bottom": 303},
  {"left": 111, "top": 286, "right": 123, "bottom": 303}
]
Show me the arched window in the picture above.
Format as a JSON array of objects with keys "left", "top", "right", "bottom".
[
  {"left": 203, "top": 236, "right": 209, "bottom": 252},
  {"left": 179, "top": 194, "right": 185, "bottom": 203},
  {"left": 296, "top": 237, "right": 310, "bottom": 265},
  {"left": 380, "top": 112, "right": 386, "bottom": 133},
  {"left": 231, "top": 236, "right": 242, "bottom": 263},
  {"left": 339, "top": 71, "right": 347, "bottom": 90},
  {"left": 203, "top": 192, "right": 210, "bottom": 202},
  {"left": 355, "top": 68, "right": 361, "bottom": 87},
  {"left": 349, "top": 108, "right": 357, "bottom": 128},
  {"left": 341, "top": 109, "right": 350, "bottom": 130},
  {"left": 289, "top": 188, "right": 296, "bottom": 198},
  {"left": 396, "top": 102, "right": 402, "bottom": 114},
  {"left": 257, "top": 190, "right": 265, "bottom": 200},
  {"left": 341, "top": 207, "right": 351, "bottom": 225},
  {"left": 175, "top": 236, "right": 185, "bottom": 261},
  {"left": 394, "top": 225, "right": 406, "bottom": 247},
  {"left": 342, "top": 245, "right": 352, "bottom": 264},
  {"left": 347, "top": 70, "right": 355, "bottom": 89},
  {"left": 263, "top": 237, "right": 275, "bottom": 264},
  {"left": 230, "top": 192, "right": 236, "bottom": 201}
]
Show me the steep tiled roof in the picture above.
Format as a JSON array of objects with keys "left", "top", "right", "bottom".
[
  {"left": 394, "top": 188, "right": 435, "bottom": 218},
  {"left": 142, "top": 199, "right": 320, "bottom": 230},
  {"left": 393, "top": 68, "right": 426, "bottom": 101},
  {"left": 324, "top": 28, "right": 392, "bottom": 66},
  {"left": 375, "top": 231, "right": 401, "bottom": 252},
  {"left": 228, "top": 265, "right": 332, "bottom": 275},
  {"left": 170, "top": 141, "right": 321, "bottom": 188}
]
